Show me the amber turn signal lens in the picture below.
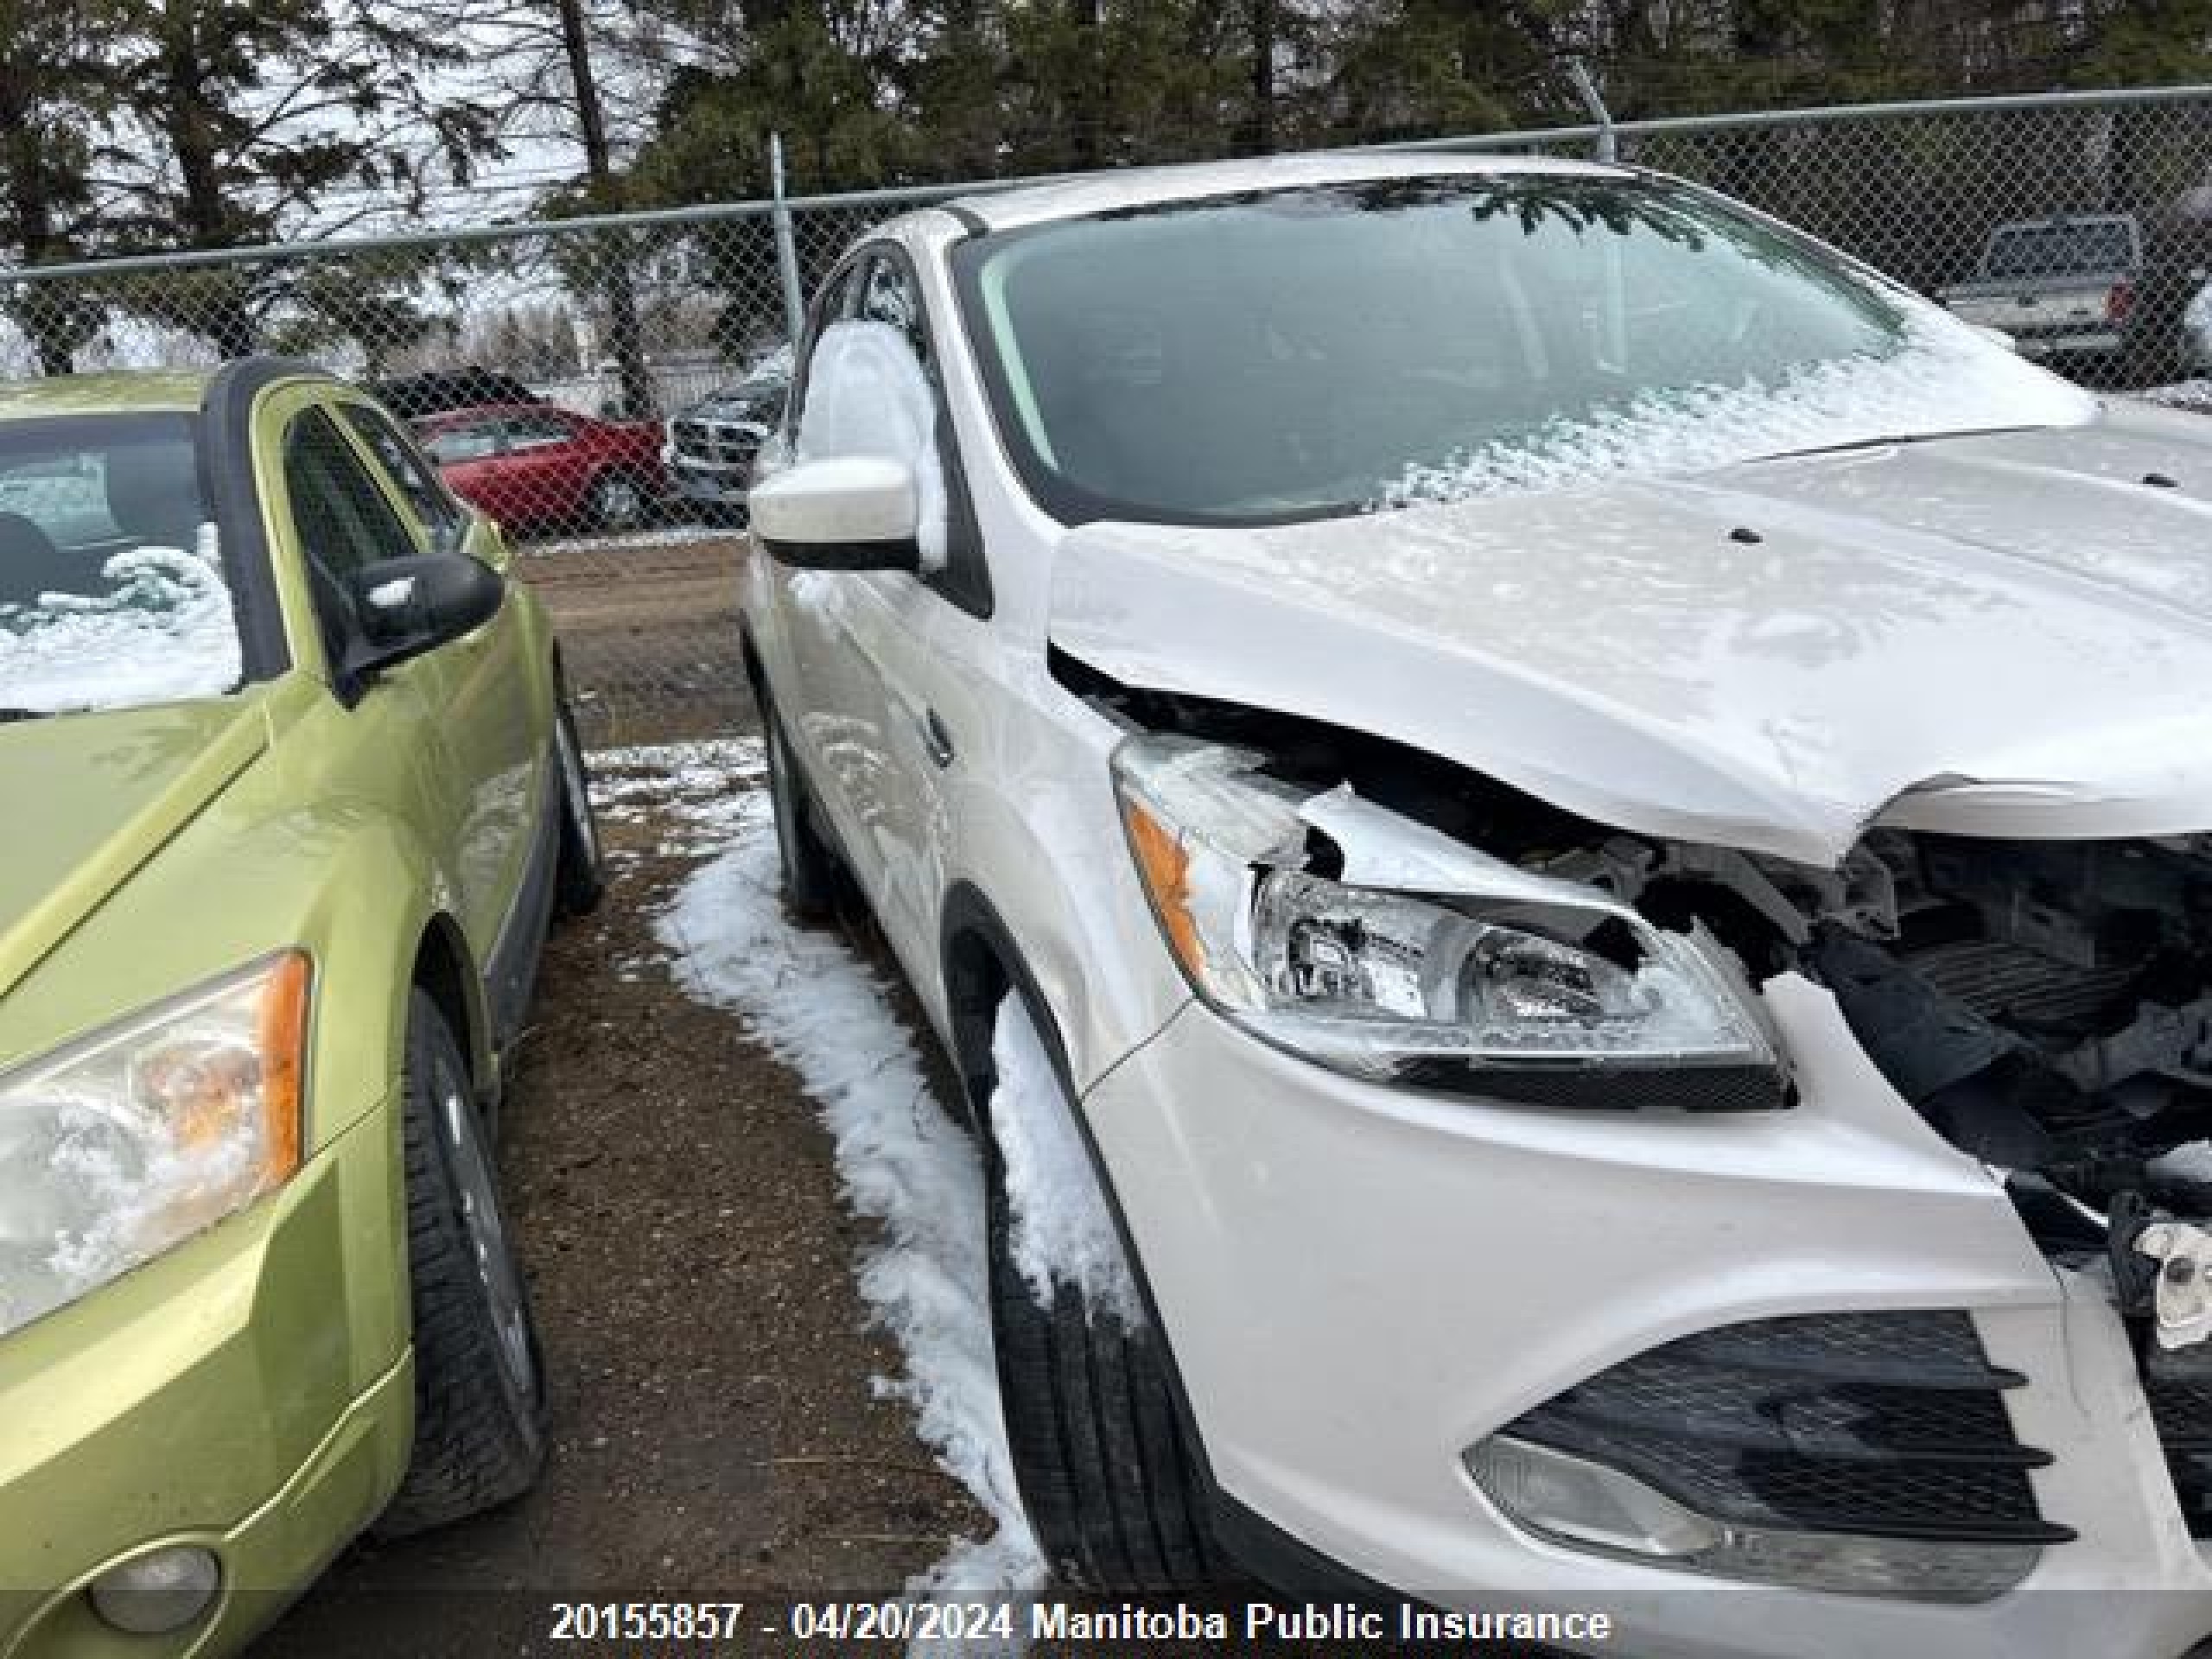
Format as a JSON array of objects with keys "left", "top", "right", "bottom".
[
  {"left": 1121, "top": 799, "right": 1206, "bottom": 982},
  {"left": 256, "top": 950, "right": 310, "bottom": 1188}
]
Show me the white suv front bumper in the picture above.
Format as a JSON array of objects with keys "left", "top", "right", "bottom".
[{"left": 1081, "top": 976, "right": 2212, "bottom": 1659}]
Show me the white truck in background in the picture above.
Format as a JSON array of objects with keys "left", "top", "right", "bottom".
[{"left": 1940, "top": 213, "right": 2141, "bottom": 369}]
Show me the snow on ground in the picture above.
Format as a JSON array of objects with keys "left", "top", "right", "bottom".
[
  {"left": 615, "top": 741, "right": 1046, "bottom": 1652},
  {"left": 0, "top": 543, "right": 243, "bottom": 715},
  {"left": 590, "top": 737, "right": 764, "bottom": 857},
  {"left": 525, "top": 524, "right": 734, "bottom": 559},
  {"left": 2139, "top": 380, "right": 2212, "bottom": 414}
]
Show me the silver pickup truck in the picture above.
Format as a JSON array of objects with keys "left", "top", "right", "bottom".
[{"left": 1939, "top": 213, "right": 2140, "bottom": 365}]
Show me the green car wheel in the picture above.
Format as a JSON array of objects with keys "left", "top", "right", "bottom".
[
  {"left": 377, "top": 991, "right": 546, "bottom": 1537},
  {"left": 553, "top": 694, "right": 605, "bottom": 917}
]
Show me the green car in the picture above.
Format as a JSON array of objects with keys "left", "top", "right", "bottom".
[{"left": 0, "top": 361, "right": 602, "bottom": 1656}]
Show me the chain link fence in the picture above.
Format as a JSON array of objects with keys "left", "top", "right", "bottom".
[{"left": 7, "top": 86, "right": 2212, "bottom": 740}]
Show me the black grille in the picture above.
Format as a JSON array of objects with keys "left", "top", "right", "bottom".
[
  {"left": 1502, "top": 1311, "right": 2072, "bottom": 1545},
  {"left": 1396, "top": 1058, "right": 1787, "bottom": 1112},
  {"left": 1674, "top": 1310, "right": 2013, "bottom": 1385},
  {"left": 2144, "top": 1359, "right": 2212, "bottom": 1534},
  {"left": 671, "top": 420, "right": 762, "bottom": 469}
]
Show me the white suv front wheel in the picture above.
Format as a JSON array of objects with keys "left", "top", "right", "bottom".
[
  {"left": 982, "top": 990, "right": 1225, "bottom": 1593},
  {"left": 762, "top": 697, "right": 840, "bottom": 920}
]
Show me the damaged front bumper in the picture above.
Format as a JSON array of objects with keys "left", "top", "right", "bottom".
[{"left": 1083, "top": 980, "right": 2212, "bottom": 1659}]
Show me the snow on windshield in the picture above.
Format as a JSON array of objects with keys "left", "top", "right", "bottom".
[
  {"left": 1378, "top": 318, "right": 2097, "bottom": 509},
  {"left": 0, "top": 534, "right": 241, "bottom": 714}
]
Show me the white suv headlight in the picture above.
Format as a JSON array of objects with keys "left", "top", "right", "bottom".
[
  {"left": 0, "top": 951, "right": 310, "bottom": 1340},
  {"left": 1112, "top": 736, "right": 1782, "bottom": 1106}
]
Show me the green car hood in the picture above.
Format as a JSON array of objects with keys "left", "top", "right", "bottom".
[{"left": 0, "top": 697, "right": 268, "bottom": 1001}]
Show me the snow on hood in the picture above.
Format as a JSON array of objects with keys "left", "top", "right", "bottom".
[{"left": 1050, "top": 400, "right": 2212, "bottom": 866}]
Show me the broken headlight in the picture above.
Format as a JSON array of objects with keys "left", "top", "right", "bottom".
[{"left": 1112, "top": 736, "right": 1783, "bottom": 1106}]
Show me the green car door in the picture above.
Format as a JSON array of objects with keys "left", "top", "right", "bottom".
[{"left": 262, "top": 386, "right": 547, "bottom": 995}]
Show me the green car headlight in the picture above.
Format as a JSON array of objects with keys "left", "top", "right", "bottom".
[{"left": 0, "top": 950, "right": 310, "bottom": 1341}]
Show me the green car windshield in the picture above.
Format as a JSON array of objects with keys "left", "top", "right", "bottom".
[{"left": 0, "top": 414, "right": 239, "bottom": 718}]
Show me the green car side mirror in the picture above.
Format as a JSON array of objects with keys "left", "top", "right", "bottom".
[{"left": 345, "top": 554, "right": 505, "bottom": 681}]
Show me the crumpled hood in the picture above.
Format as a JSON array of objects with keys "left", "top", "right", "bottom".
[
  {"left": 0, "top": 698, "right": 266, "bottom": 1000},
  {"left": 1049, "top": 401, "right": 2212, "bottom": 866}
]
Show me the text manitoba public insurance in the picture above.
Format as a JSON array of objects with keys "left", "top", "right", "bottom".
[{"left": 1033, "top": 1602, "right": 1616, "bottom": 1645}]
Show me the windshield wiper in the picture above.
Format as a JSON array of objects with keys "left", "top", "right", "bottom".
[{"left": 1746, "top": 423, "right": 2046, "bottom": 465}]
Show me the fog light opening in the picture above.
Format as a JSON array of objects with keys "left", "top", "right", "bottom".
[
  {"left": 1469, "top": 1432, "right": 1722, "bottom": 1557},
  {"left": 1466, "top": 1434, "right": 2039, "bottom": 1605},
  {"left": 87, "top": 1545, "right": 222, "bottom": 1636}
]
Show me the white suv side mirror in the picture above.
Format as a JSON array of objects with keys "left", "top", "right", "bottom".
[{"left": 751, "top": 455, "right": 921, "bottom": 573}]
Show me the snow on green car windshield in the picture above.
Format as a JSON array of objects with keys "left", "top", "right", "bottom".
[
  {"left": 0, "top": 415, "right": 240, "bottom": 716},
  {"left": 954, "top": 174, "right": 2096, "bottom": 524}
]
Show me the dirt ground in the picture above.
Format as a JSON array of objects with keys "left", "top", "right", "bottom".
[{"left": 515, "top": 531, "right": 753, "bottom": 748}]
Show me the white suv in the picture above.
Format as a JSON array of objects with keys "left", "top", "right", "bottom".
[{"left": 740, "top": 153, "right": 2212, "bottom": 1658}]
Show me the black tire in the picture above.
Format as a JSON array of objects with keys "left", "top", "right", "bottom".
[
  {"left": 552, "top": 693, "right": 604, "bottom": 917},
  {"left": 377, "top": 991, "right": 547, "bottom": 1538},
  {"left": 764, "top": 700, "right": 839, "bottom": 921},
  {"left": 982, "top": 994, "right": 1223, "bottom": 1593}
]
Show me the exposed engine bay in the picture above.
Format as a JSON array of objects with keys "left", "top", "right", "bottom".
[
  {"left": 1547, "top": 830, "right": 2212, "bottom": 1211},
  {"left": 1545, "top": 815, "right": 2212, "bottom": 1363}
]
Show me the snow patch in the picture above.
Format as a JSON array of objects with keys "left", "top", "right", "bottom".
[
  {"left": 988, "top": 996, "right": 1140, "bottom": 1325},
  {"left": 653, "top": 791, "right": 1043, "bottom": 1649},
  {"left": 2139, "top": 380, "right": 2212, "bottom": 415},
  {"left": 1381, "top": 321, "right": 2096, "bottom": 507},
  {"left": 527, "top": 524, "right": 734, "bottom": 557},
  {"left": 797, "top": 321, "right": 949, "bottom": 572},
  {"left": 588, "top": 736, "right": 764, "bottom": 856},
  {"left": 0, "top": 542, "right": 240, "bottom": 714}
]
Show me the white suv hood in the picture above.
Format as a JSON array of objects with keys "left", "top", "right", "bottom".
[{"left": 1048, "top": 403, "right": 2212, "bottom": 867}]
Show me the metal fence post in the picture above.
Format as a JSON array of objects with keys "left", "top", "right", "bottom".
[
  {"left": 770, "top": 133, "right": 807, "bottom": 349},
  {"left": 1567, "top": 60, "right": 1618, "bottom": 163}
]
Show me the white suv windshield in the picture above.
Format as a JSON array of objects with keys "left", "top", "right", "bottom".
[
  {"left": 0, "top": 414, "right": 239, "bottom": 718},
  {"left": 953, "top": 174, "right": 2090, "bottom": 524}
]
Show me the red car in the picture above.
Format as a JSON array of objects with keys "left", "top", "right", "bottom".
[{"left": 415, "top": 404, "right": 667, "bottom": 533}]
